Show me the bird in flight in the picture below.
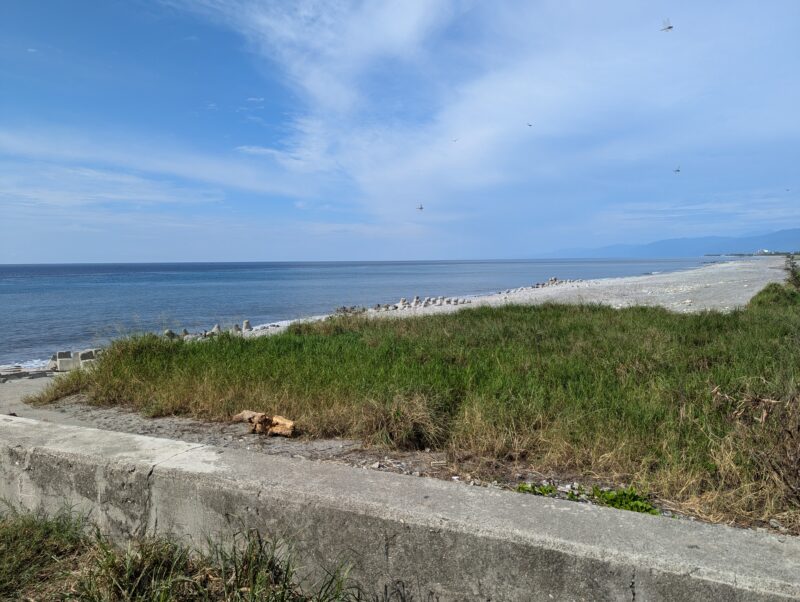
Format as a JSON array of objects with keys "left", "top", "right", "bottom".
[
  {"left": 452, "top": 138, "right": 459, "bottom": 142},
  {"left": 661, "top": 18, "right": 673, "bottom": 32},
  {"left": 527, "top": 122, "right": 533, "bottom": 127},
  {"left": 673, "top": 166, "right": 681, "bottom": 174},
  {"left": 417, "top": 204, "right": 424, "bottom": 211}
]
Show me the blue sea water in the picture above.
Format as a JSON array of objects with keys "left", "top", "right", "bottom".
[{"left": 0, "top": 259, "right": 720, "bottom": 367}]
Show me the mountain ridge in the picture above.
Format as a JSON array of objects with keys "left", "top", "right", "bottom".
[{"left": 551, "top": 228, "right": 800, "bottom": 258}]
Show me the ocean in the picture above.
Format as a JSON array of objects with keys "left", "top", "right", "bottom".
[{"left": 0, "top": 258, "right": 720, "bottom": 368}]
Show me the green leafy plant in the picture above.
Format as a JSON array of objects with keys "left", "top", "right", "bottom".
[
  {"left": 516, "top": 483, "right": 556, "bottom": 496},
  {"left": 591, "top": 486, "right": 659, "bottom": 515}
]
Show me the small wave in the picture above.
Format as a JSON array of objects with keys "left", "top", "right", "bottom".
[{"left": 0, "top": 358, "right": 49, "bottom": 371}]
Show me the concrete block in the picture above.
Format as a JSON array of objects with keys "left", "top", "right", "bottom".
[
  {"left": 0, "top": 416, "right": 798, "bottom": 601},
  {"left": 55, "top": 351, "right": 77, "bottom": 372}
]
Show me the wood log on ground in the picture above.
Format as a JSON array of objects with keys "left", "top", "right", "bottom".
[
  {"left": 268, "top": 415, "right": 295, "bottom": 437},
  {"left": 232, "top": 410, "right": 295, "bottom": 437},
  {"left": 232, "top": 410, "right": 260, "bottom": 423},
  {"left": 251, "top": 413, "right": 273, "bottom": 434}
]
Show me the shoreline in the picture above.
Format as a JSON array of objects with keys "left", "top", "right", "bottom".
[
  {"left": 245, "top": 255, "right": 784, "bottom": 336},
  {"left": 0, "top": 256, "right": 785, "bottom": 373}
]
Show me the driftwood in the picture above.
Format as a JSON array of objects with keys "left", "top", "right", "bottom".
[{"left": 232, "top": 410, "right": 296, "bottom": 437}]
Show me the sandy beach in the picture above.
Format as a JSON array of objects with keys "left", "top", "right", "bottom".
[
  {"left": 246, "top": 256, "right": 786, "bottom": 338},
  {"left": 377, "top": 256, "right": 786, "bottom": 313}
]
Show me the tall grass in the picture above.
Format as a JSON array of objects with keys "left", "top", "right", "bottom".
[
  {"left": 1, "top": 509, "right": 418, "bottom": 601},
  {"left": 34, "top": 269, "right": 800, "bottom": 529},
  {"left": 0, "top": 506, "right": 85, "bottom": 599}
]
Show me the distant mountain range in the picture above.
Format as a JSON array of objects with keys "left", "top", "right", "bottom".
[{"left": 553, "top": 228, "right": 800, "bottom": 259}]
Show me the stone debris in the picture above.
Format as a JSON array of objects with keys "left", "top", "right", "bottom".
[
  {"left": 334, "top": 305, "right": 366, "bottom": 315},
  {"left": 365, "top": 276, "right": 587, "bottom": 315},
  {"left": 232, "top": 410, "right": 296, "bottom": 437}
]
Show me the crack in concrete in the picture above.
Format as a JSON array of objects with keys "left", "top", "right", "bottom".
[
  {"left": 15, "top": 448, "right": 33, "bottom": 505},
  {"left": 629, "top": 568, "right": 636, "bottom": 601},
  {"left": 151, "top": 444, "right": 210, "bottom": 470},
  {"left": 136, "top": 444, "right": 208, "bottom": 537}
]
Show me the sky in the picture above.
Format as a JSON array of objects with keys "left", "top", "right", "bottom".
[{"left": 1, "top": 0, "right": 799, "bottom": 263}]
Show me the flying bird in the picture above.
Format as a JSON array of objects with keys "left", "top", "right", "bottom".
[
  {"left": 417, "top": 204, "right": 424, "bottom": 211},
  {"left": 527, "top": 122, "right": 533, "bottom": 127},
  {"left": 673, "top": 166, "right": 681, "bottom": 174},
  {"left": 452, "top": 138, "right": 459, "bottom": 142},
  {"left": 661, "top": 18, "right": 673, "bottom": 32}
]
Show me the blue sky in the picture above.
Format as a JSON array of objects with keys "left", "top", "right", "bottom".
[{"left": 1, "top": 1, "right": 798, "bottom": 262}]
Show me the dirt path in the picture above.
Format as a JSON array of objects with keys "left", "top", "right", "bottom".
[{"left": 0, "top": 377, "right": 456, "bottom": 479}]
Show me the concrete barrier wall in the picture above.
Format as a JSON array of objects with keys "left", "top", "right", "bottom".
[{"left": 1, "top": 415, "right": 798, "bottom": 601}]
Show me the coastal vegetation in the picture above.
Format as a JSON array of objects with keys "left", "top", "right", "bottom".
[
  {"left": 34, "top": 263, "right": 800, "bottom": 531},
  {"left": 0, "top": 507, "right": 398, "bottom": 601},
  {"left": 515, "top": 483, "right": 660, "bottom": 515}
]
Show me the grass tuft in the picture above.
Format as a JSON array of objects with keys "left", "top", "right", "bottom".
[
  {"left": 1, "top": 509, "right": 426, "bottom": 601},
  {"left": 0, "top": 506, "right": 85, "bottom": 599}
]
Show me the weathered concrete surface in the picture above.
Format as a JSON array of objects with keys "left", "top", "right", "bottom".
[{"left": 1, "top": 416, "right": 798, "bottom": 601}]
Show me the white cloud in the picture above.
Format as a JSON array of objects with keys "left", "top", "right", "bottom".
[
  {"left": 0, "top": 162, "right": 223, "bottom": 208},
  {"left": 174, "top": 0, "right": 454, "bottom": 112},
  {"left": 170, "top": 0, "right": 800, "bottom": 229},
  {"left": 0, "top": 126, "right": 327, "bottom": 198},
  {"left": 593, "top": 191, "right": 800, "bottom": 240},
  {"left": 5, "top": 1, "right": 799, "bottom": 260}
]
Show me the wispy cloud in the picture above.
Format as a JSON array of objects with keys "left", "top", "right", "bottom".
[
  {"left": 4, "top": 1, "right": 799, "bottom": 261},
  {"left": 170, "top": 0, "right": 800, "bottom": 228},
  {"left": 594, "top": 190, "right": 800, "bottom": 240},
  {"left": 0, "top": 162, "right": 223, "bottom": 209},
  {"left": 0, "top": 126, "right": 332, "bottom": 198}
]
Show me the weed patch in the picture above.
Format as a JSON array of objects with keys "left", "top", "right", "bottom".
[
  {"left": 516, "top": 483, "right": 557, "bottom": 496},
  {"left": 591, "top": 487, "right": 659, "bottom": 515},
  {"left": 0, "top": 509, "right": 427, "bottom": 601}
]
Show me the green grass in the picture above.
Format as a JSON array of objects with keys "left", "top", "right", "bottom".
[
  {"left": 590, "top": 487, "right": 660, "bottom": 515},
  {"left": 0, "top": 506, "right": 85, "bottom": 599},
  {"left": 516, "top": 483, "right": 557, "bottom": 496},
  {"left": 0, "top": 508, "right": 417, "bottom": 601},
  {"left": 33, "top": 261, "right": 800, "bottom": 530}
]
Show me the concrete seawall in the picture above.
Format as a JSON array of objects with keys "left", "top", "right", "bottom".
[{"left": 1, "top": 415, "right": 798, "bottom": 601}]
